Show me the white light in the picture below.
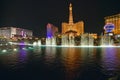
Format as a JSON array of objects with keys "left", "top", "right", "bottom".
[
  {"left": 22, "top": 48, "right": 26, "bottom": 50},
  {"left": 13, "top": 48, "right": 17, "bottom": 51},
  {"left": 33, "top": 42, "right": 37, "bottom": 46},
  {"left": 2, "top": 49, "right": 7, "bottom": 52}
]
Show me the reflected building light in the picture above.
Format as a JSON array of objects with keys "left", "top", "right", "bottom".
[
  {"left": 101, "top": 48, "right": 117, "bottom": 75},
  {"left": 19, "top": 47, "right": 28, "bottom": 63}
]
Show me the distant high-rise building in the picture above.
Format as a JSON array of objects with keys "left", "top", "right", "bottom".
[
  {"left": 0, "top": 27, "right": 33, "bottom": 39},
  {"left": 104, "top": 13, "right": 120, "bottom": 35},
  {"left": 62, "top": 3, "right": 84, "bottom": 36},
  {"left": 46, "top": 23, "right": 58, "bottom": 38}
]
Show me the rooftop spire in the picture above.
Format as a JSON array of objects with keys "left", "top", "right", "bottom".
[{"left": 69, "top": 3, "right": 73, "bottom": 25}]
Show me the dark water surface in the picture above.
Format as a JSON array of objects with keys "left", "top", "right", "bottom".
[{"left": 0, "top": 45, "right": 120, "bottom": 80}]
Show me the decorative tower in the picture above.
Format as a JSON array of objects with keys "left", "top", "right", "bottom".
[
  {"left": 62, "top": 3, "right": 84, "bottom": 35},
  {"left": 69, "top": 3, "right": 74, "bottom": 25}
]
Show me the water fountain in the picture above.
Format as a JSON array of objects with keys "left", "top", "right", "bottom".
[
  {"left": 32, "top": 33, "right": 116, "bottom": 47},
  {"left": 33, "top": 40, "right": 41, "bottom": 47},
  {"left": 46, "top": 38, "right": 51, "bottom": 45},
  {"left": 100, "top": 36, "right": 114, "bottom": 46},
  {"left": 33, "top": 41, "right": 37, "bottom": 46},
  {"left": 61, "top": 35, "right": 75, "bottom": 46},
  {"left": 38, "top": 40, "right": 41, "bottom": 46},
  {"left": 69, "top": 37, "right": 75, "bottom": 46},
  {"left": 44, "top": 33, "right": 95, "bottom": 47},
  {"left": 81, "top": 34, "right": 88, "bottom": 46},
  {"left": 51, "top": 37, "right": 56, "bottom": 45},
  {"left": 80, "top": 33, "right": 94, "bottom": 46},
  {"left": 62, "top": 35, "right": 69, "bottom": 46},
  {"left": 88, "top": 34, "right": 94, "bottom": 46},
  {"left": 46, "top": 37, "right": 56, "bottom": 46}
]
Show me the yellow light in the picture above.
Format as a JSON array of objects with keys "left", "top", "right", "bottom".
[{"left": 13, "top": 48, "right": 17, "bottom": 51}]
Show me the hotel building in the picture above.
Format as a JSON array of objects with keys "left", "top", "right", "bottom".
[
  {"left": 0, "top": 27, "right": 33, "bottom": 39},
  {"left": 46, "top": 23, "right": 58, "bottom": 38},
  {"left": 104, "top": 13, "right": 120, "bottom": 35}
]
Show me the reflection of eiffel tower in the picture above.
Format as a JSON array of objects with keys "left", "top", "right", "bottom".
[{"left": 62, "top": 3, "right": 84, "bottom": 36}]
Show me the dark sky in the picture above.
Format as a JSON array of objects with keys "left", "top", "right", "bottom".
[{"left": 0, "top": 0, "right": 120, "bottom": 37}]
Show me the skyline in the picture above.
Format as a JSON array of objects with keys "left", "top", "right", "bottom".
[{"left": 0, "top": 0, "right": 120, "bottom": 37}]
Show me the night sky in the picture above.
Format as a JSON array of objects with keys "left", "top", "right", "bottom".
[{"left": 0, "top": 0, "right": 120, "bottom": 37}]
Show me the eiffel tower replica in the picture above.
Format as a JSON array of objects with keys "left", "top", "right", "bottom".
[{"left": 62, "top": 3, "right": 84, "bottom": 38}]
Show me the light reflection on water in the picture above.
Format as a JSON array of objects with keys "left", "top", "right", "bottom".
[
  {"left": 0, "top": 46, "right": 120, "bottom": 80},
  {"left": 62, "top": 48, "right": 82, "bottom": 80},
  {"left": 101, "top": 48, "right": 120, "bottom": 76}
]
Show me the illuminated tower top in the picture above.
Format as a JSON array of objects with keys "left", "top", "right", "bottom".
[{"left": 69, "top": 3, "right": 73, "bottom": 25}]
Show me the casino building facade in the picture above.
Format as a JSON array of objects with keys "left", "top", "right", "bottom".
[
  {"left": 104, "top": 13, "right": 120, "bottom": 35},
  {"left": 0, "top": 27, "right": 33, "bottom": 39},
  {"left": 46, "top": 23, "right": 58, "bottom": 38}
]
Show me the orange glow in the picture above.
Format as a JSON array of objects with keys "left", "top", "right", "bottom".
[{"left": 62, "top": 3, "right": 84, "bottom": 35}]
